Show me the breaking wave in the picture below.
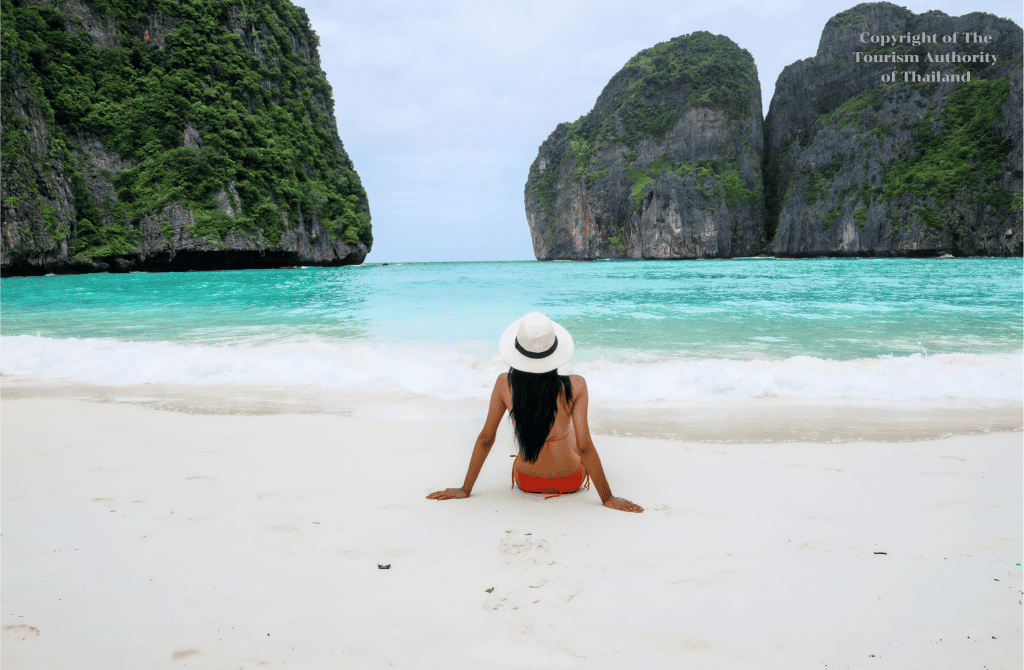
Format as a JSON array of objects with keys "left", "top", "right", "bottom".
[{"left": 3, "top": 335, "right": 1020, "bottom": 402}]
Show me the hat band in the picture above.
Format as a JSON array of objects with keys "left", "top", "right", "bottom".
[{"left": 515, "top": 335, "right": 558, "bottom": 359}]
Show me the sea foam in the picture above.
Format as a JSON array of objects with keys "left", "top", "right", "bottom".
[{"left": 2, "top": 335, "right": 1020, "bottom": 402}]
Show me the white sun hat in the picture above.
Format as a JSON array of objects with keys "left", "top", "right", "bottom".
[{"left": 499, "top": 312, "right": 575, "bottom": 373}]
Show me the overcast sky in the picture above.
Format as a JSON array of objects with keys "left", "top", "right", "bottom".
[{"left": 299, "top": 0, "right": 1023, "bottom": 263}]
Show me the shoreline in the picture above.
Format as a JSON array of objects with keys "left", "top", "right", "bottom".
[
  {"left": 2, "top": 398, "right": 1021, "bottom": 669},
  {"left": 2, "top": 377, "right": 1020, "bottom": 444}
]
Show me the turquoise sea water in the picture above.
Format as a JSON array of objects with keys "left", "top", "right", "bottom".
[{"left": 1, "top": 258, "right": 1021, "bottom": 405}]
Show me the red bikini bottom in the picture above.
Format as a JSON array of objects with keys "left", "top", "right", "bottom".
[{"left": 510, "top": 455, "right": 591, "bottom": 499}]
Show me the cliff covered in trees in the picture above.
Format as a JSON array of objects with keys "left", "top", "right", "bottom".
[
  {"left": 526, "top": 5, "right": 1022, "bottom": 260},
  {"left": 764, "top": 3, "right": 1022, "bottom": 257},
  {"left": 524, "top": 32, "right": 766, "bottom": 260},
  {"left": 1, "top": 0, "right": 370, "bottom": 276}
]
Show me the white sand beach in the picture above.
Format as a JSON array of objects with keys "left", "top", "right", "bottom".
[{"left": 2, "top": 398, "right": 1021, "bottom": 669}]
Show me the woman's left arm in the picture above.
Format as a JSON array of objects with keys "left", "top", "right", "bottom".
[
  {"left": 571, "top": 376, "right": 643, "bottom": 513},
  {"left": 427, "top": 374, "right": 507, "bottom": 500}
]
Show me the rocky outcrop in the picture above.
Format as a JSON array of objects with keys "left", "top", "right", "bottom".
[
  {"left": 1, "top": 0, "right": 371, "bottom": 276},
  {"left": 764, "top": 3, "right": 1023, "bottom": 257},
  {"left": 524, "top": 32, "right": 766, "bottom": 260}
]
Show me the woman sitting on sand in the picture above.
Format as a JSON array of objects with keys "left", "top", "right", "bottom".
[{"left": 427, "top": 312, "right": 643, "bottom": 513}]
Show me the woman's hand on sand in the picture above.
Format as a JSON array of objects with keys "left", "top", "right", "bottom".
[
  {"left": 603, "top": 496, "right": 643, "bottom": 513},
  {"left": 426, "top": 487, "right": 469, "bottom": 500}
]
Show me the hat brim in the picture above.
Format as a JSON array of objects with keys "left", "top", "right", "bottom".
[{"left": 499, "top": 317, "right": 575, "bottom": 373}]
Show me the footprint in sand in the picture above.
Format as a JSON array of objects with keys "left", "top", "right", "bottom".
[
  {"left": 484, "top": 530, "right": 582, "bottom": 630},
  {"left": 507, "top": 618, "right": 534, "bottom": 634},
  {"left": 2, "top": 624, "right": 40, "bottom": 642},
  {"left": 170, "top": 648, "right": 201, "bottom": 662},
  {"left": 535, "top": 577, "right": 583, "bottom": 606},
  {"left": 498, "top": 529, "right": 556, "bottom": 568},
  {"left": 483, "top": 592, "right": 524, "bottom": 611},
  {"left": 483, "top": 581, "right": 582, "bottom": 620}
]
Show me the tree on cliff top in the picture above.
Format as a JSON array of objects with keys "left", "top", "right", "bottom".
[
  {"left": 530, "top": 31, "right": 760, "bottom": 214},
  {"left": 0, "top": 0, "right": 370, "bottom": 258}
]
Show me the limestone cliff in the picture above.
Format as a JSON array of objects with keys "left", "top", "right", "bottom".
[
  {"left": 524, "top": 32, "right": 766, "bottom": 260},
  {"left": 1, "top": 0, "right": 371, "bottom": 276},
  {"left": 764, "top": 3, "right": 1023, "bottom": 257}
]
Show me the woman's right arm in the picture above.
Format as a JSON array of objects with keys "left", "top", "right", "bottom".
[
  {"left": 572, "top": 376, "right": 643, "bottom": 513},
  {"left": 427, "top": 373, "right": 507, "bottom": 500}
]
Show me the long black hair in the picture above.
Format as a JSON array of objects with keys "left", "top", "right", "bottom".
[{"left": 508, "top": 367, "right": 573, "bottom": 464}]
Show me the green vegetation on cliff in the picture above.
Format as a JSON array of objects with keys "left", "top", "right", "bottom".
[
  {"left": 820, "top": 86, "right": 890, "bottom": 129},
  {"left": 582, "top": 32, "right": 756, "bottom": 154},
  {"left": 531, "top": 31, "right": 758, "bottom": 203},
  {"left": 675, "top": 157, "right": 760, "bottom": 209},
  {"left": 1, "top": 0, "right": 370, "bottom": 258},
  {"left": 883, "top": 78, "right": 1014, "bottom": 216},
  {"left": 765, "top": 3, "right": 1021, "bottom": 257},
  {"left": 623, "top": 166, "right": 653, "bottom": 212},
  {"left": 619, "top": 32, "right": 757, "bottom": 120}
]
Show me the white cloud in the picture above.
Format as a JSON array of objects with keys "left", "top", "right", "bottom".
[{"left": 453, "top": 0, "right": 577, "bottom": 57}]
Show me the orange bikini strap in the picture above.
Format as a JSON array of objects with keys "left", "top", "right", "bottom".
[{"left": 546, "top": 428, "right": 571, "bottom": 444}]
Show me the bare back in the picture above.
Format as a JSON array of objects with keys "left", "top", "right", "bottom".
[{"left": 497, "top": 373, "right": 586, "bottom": 478}]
